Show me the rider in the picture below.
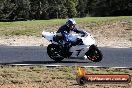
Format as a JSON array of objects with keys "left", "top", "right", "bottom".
[{"left": 56, "top": 18, "right": 86, "bottom": 47}]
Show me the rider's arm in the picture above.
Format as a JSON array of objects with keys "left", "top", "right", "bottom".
[{"left": 72, "top": 27, "right": 86, "bottom": 37}]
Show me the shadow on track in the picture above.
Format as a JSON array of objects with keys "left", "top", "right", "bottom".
[{"left": 0, "top": 60, "right": 94, "bottom": 65}]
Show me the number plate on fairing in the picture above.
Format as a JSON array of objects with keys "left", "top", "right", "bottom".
[{"left": 69, "top": 45, "right": 90, "bottom": 58}]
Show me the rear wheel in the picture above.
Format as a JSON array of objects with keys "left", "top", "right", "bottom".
[
  {"left": 47, "top": 44, "right": 64, "bottom": 62},
  {"left": 85, "top": 45, "right": 103, "bottom": 62}
]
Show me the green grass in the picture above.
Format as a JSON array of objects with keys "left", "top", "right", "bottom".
[
  {"left": 76, "top": 16, "right": 132, "bottom": 23},
  {"left": 2, "top": 28, "right": 40, "bottom": 36},
  {"left": 0, "top": 16, "right": 132, "bottom": 36},
  {"left": 0, "top": 19, "right": 65, "bottom": 27},
  {"left": 0, "top": 16, "right": 132, "bottom": 26}
]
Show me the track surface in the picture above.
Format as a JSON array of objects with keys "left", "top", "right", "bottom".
[{"left": 0, "top": 46, "right": 132, "bottom": 67}]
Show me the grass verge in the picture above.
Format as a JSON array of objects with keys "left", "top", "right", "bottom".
[
  {"left": 0, "top": 65, "right": 131, "bottom": 88},
  {"left": 0, "top": 16, "right": 132, "bottom": 37}
]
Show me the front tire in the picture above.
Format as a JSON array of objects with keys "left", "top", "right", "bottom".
[
  {"left": 85, "top": 45, "right": 103, "bottom": 62},
  {"left": 47, "top": 44, "right": 64, "bottom": 62}
]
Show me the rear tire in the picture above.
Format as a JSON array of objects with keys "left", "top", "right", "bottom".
[
  {"left": 85, "top": 45, "right": 103, "bottom": 62},
  {"left": 47, "top": 44, "right": 64, "bottom": 62}
]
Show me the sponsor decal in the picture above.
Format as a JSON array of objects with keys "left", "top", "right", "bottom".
[{"left": 76, "top": 66, "right": 131, "bottom": 85}]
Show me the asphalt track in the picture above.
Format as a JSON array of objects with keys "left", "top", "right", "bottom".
[{"left": 0, "top": 46, "right": 132, "bottom": 68}]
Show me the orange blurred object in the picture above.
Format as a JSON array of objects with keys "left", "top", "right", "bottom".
[{"left": 77, "top": 67, "right": 86, "bottom": 76}]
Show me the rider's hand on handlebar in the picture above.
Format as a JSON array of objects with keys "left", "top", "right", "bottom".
[
  {"left": 81, "top": 33, "right": 88, "bottom": 37},
  {"left": 81, "top": 34, "right": 85, "bottom": 37}
]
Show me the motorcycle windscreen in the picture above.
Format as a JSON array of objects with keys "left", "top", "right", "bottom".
[{"left": 82, "top": 35, "right": 95, "bottom": 45}]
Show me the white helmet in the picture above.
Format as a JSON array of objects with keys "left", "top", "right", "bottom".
[{"left": 67, "top": 18, "right": 76, "bottom": 25}]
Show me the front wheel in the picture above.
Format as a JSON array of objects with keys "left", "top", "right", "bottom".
[
  {"left": 85, "top": 45, "right": 103, "bottom": 62},
  {"left": 47, "top": 44, "right": 64, "bottom": 62}
]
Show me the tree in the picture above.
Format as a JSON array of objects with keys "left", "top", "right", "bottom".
[
  {"left": 0, "top": 0, "right": 31, "bottom": 21},
  {"left": 0, "top": 0, "right": 15, "bottom": 21},
  {"left": 0, "top": 0, "right": 132, "bottom": 21},
  {"left": 77, "top": 0, "right": 87, "bottom": 17},
  {"left": 65, "top": 0, "right": 77, "bottom": 18},
  {"left": 47, "top": 0, "right": 68, "bottom": 19}
]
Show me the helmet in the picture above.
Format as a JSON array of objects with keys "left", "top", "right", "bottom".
[{"left": 67, "top": 18, "right": 76, "bottom": 25}]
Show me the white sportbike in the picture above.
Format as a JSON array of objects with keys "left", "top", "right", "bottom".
[{"left": 42, "top": 31, "right": 103, "bottom": 62}]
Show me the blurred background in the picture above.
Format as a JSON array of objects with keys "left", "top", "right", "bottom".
[{"left": 0, "top": 0, "right": 132, "bottom": 21}]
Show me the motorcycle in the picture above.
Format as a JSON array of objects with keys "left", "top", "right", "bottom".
[{"left": 42, "top": 31, "right": 103, "bottom": 62}]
